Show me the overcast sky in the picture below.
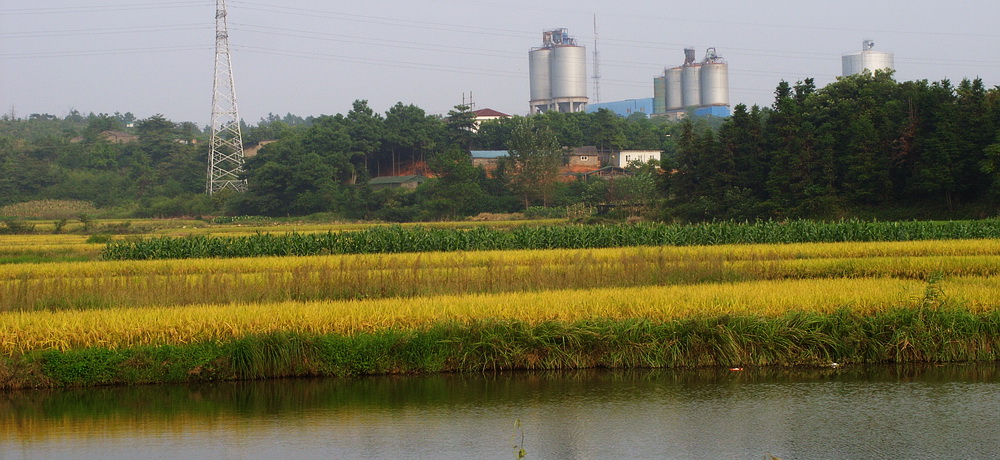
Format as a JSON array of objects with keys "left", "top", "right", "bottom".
[{"left": 2, "top": 0, "right": 998, "bottom": 126}]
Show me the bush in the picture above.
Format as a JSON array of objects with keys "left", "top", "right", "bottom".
[
  {"left": 0, "top": 200, "right": 99, "bottom": 219},
  {"left": 0, "top": 219, "right": 35, "bottom": 234}
]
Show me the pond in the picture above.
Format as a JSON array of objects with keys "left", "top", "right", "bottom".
[{"left": 3, "top": 364, "right": 999, "bottom": 459}]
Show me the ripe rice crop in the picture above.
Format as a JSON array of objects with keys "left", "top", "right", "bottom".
[
  {"left": 101, "top": 220, "right": 1000, "bottom": 260},
  {"left": 2, "top": 276, "right": 998, "bottom": 355},
  {"left": 0, "top": 234, "right": 103, "bottom": 262},
  {"left": 5, "top": 240, "right": 1000, "bottom": 312}
]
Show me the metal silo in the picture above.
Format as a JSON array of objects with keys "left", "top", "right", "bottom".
[
  {"left": 842, "top": 40, "right": 894, "bottom": 77},
  {"left": 529, "top": 47, "right": 552, "bottom": 113},
  {"left": 550, "top": 44, "right": 588, "bottom": 112},
  {"left": 681, "top": 64, "right": 701, "bottom": 108},
  {"left": 699, "top": 48, "right": 729, "bottom": 106},
  {"left": 653, "top": 75, "right": 666, "bottom": 114},
  {"left": 665, "top": 66, "right": 682, "bottom": 111}
]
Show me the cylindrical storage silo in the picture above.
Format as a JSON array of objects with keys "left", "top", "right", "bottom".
[
  {"left": 699, "top": 61, "right": 729, "bottom": 106},
  {"left": 653, "top": 76, "right": 666, "bottom": 114},
  {"left": 550, "top": 45, "right": 587, "bottom": 100},
  {"left": 841, "top": 51, "right": 894, "bottom": 77},
  {"left": 681, "top": 64, "right": 701, "bottom": 108},
  {"left": 665, "top": 67, "right": 682, "bottom": 111},
  {"left": 529, "top": 48, "right": 552, "bottom": 111}
]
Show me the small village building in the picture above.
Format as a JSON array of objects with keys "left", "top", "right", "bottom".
[
  {"left": 564, "top": 146, "right": 602, "bottom": 169},
  {"left": 471, "top": 108, "right": 509, "bottom": 132},
  {"left": 470, "top": 150, "right": 508, "bottom": 174},
  {"left": 574, "top": 166, "right": 632, "bottom": 181},
  {"left": 609, "top": 150, "right": 661, "bottom": 168}
]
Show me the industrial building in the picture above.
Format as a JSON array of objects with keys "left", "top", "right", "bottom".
[
  {"left": 842, "top": 40, "right": 894, "bottom": 77},
  {"left": 586, "top": 98, "right": 654, "bottom": 116},
  {"left": 529, "top": 28, "right": 588, "bottom": 114},
  {"left": 587, "top": 98, "right": 727, "bottom": 118},
  {"left": 652, "top": 47, "right": 730, "bottom": 120}
]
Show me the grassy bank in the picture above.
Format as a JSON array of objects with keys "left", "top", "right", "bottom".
[{"left": 4, "top": 306, "right": 1000, "bottom": 389}]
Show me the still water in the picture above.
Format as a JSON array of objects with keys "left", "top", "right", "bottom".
[{"left": 2, "top": 365, "right": 1000, "bottom": 459}]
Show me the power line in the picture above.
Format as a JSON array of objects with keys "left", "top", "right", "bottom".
[
  {"left": 233, "top": 45, "right": 525, "bottom": 79},
  {"left": 229, "top": 23, "right": 524, "bottom": 60},
  {"left": 0, "top": 23, "right": 212, "bottom": 39},
  {"left": 0, "top": 45, "right": 211, "bottom": 60},
  {"left": 0, "top": 1, "right": 211, "bottom": 15}
]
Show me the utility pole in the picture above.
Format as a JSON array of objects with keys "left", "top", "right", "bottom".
[{"left": 207, "top": 0, "right": 246, "bottom": 195}]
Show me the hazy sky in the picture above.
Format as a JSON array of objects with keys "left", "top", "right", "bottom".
[{"left": 2, "top": 0, "right": 998, "bottom": 126}]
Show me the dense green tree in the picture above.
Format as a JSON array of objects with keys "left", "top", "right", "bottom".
[
  {"left": 238, "top": 139, "right": 337, "bottom": 216},
  {"left": 345, "top": 100, "right": 384, "bottom": 184},
  {"left": 504, "top": 117, "right": 562, "bottom": 208},
  {"left": 381, "top": 103, "right": 440, "bottom": 176},
  {"left": 474, "top": 118, "right": 514, "bottom": 150},
  {"left": 445, "top": 104, "right": 476, "bottom": 151},
  {"left": 589, "top": 108, "right": 627, "bottom": 152},
  {"left": 135, "top": 114, "right": 176, "bottom": 163},
  {"left": 419, "top": 146, "right": 487, "bottom": 218}
]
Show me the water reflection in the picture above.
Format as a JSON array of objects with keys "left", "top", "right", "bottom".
[{"left": 2, "top": 365, "right": 999, "bottom": 459}]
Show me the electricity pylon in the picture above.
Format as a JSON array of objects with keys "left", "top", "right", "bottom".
[{"left": 207, "top": 0, "right": 246, "bottom": 195}]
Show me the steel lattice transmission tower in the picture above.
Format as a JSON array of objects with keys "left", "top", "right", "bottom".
[{"left": 207, "top": 0, "right": 246, "bottom": 195}]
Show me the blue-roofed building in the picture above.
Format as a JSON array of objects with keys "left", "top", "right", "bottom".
[
  {"left": 470, "top": 150, "right": 508, "bottom": 174},
  {"left": 693, "top": 106, "right": 731, "bottom": 118},
  {"left": 586, "top": 98, "right": 654, "bottom": 117},
  {"left": 586, "top": 98, "right": 729, "bottom": 119}
]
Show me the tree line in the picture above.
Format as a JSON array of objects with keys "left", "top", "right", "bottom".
[
  {"left": 3, "top": 71, "right": 999, "bottom": 221},
  {"left": 664, "top": 72, "right": 1000, "bottom": 221}
]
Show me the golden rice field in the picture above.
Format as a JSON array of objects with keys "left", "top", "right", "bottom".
[
  {"left": 3, "top": 276, "right": 998, "bottom": 355},
  {"left": 2, "top": 239, "right": 1000, "bottom": 312},
  {"left": 1, "top": 233, "right": 1000, "bottom": 359}
]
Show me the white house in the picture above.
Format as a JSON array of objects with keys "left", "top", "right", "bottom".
[{"left": 609, "top": 150, "right": 662, "bottom": 168}]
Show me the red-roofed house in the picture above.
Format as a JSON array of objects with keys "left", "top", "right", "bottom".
[{"left": 471, "top": 108, "right": 509, "bottom": 132}]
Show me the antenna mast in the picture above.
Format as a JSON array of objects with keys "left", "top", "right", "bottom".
[
  {"left": 207, "top": 0, "right": 246, "bottom": 195},
  {"left": 592, "top": 14, "right": 601, "bottom": 104}
]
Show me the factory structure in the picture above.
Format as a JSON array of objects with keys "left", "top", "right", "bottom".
[
  {"left": 527, "top": 28, "right": 890, "bottom": 120},
  {"left": 529, "top": 29, "right": 589, "bottom": 114},
  {"left": 842, "top": 40, "right": 894, "bottom": 77},
  {"left": 652, "top": 47, "right": 730, "bottom": 119},
  {"left": 585, "top": 47, "right": 731, "bottom": 119}
]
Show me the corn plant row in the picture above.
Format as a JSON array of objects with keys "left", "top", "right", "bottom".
[
  {"left": 101, "top": 219, "right": 1000, "bottom": 260},
  {"left": 8, "top": 238, "right": 999, "bottom": 281}
]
